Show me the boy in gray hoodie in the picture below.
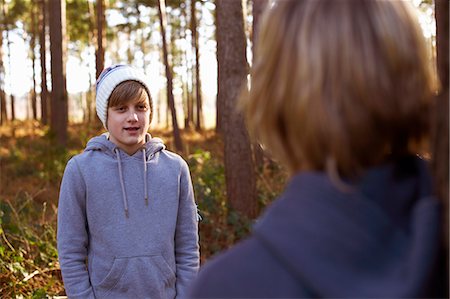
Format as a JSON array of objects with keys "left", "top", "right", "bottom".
[{"left": 57, "top": 64, "right": 200, "bottom": 299}]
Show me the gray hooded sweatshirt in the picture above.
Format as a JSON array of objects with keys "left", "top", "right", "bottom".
[{"left": 57, "top": 134, "right": 199, "bottom": 299}]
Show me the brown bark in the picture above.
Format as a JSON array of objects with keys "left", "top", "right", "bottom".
[
  {"left": 49, "top": 0, "right": 68, "bottom": 146},
  {"left": 2, "top": 1, "right": 14, "bottom": 121},
  {"left": 215, "top": 1, "right": 221, "bottom": 133},
  {"left": 158, "top": 0, "right": 184, "bottom": 153},
  {"left": 251, "top": 0, "right": 269, "bottom": 172},
  {"left": 96, "top": 0, "right": 105, "bottom": 79},
  {"left": 39, "top": 0, "right": 49, "bottom": 125},
  {"left": 0, "top": 2, "right": 6, "bottom": 125},
  {"left": 10, "top": 94, "right": 14, "bottom": 121},
  {"left": 30, "top": 1, "right": 37, "bottom": 120},
  {"left": 0, "top": 89, "right": 5, "bottom": 125},
  {"left": 217, "top": 0, "right": 257, "bottom": 218},
  {"left": 86, "top": 0, "right": 96, "bottom": 123},
  {"left": 180, "top": 5, "right": 193, "bottom": 129},
  {"left": 191, "top": 0, "right": 203, "bottom": 132}
]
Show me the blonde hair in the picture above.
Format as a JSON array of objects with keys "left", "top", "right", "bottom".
[
  {"left": 108, "top": 80, "right": 153, "bottom": 123},
  {"left": 241, "top": 0, "right": 437, "bottom": 178}
]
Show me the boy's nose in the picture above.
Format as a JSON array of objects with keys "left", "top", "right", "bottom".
[{"left": 127, "top": 111, "right": 139, "bottom": 122}]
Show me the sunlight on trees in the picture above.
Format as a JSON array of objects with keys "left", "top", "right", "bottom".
[{"left": 0, "top": 0, "right": 446, "bottom": 297}]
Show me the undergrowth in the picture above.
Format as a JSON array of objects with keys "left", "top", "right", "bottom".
[{"left": 0, "top": 195, "right": 63, "bottom": 298}]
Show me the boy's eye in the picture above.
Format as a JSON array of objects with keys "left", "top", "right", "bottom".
[
  {"left": 138, "top": 105, "right": 148, "bottom": 111},
  {"left": 115, "top": 106, "right": 126, "bottom": 112}
]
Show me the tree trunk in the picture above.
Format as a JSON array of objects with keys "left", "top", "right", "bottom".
[
  {"left": 2, "top": 1, "right": 14, "bottom": 121},
  {"left": 191, "top": 0, "right": 203, "bottom": 132},
  {"left": 86, "top": 0, "right": 96, "bottom": 123},
  {"left": 169, "top": 19, "right": 185, "bottom": 130},
  {"left": 30, "top": 1, "right": 38, "bottom": 120},
  {"left": 96, "top": 0, "right": 105, "bottom": 79},
  {"left": 181, "top": 4, "right": 193, "bottom": 130},
  {"left": 217, "top": 0, "right": 257, "bottom": 219},
  {"left": 0, "top": 90, "right": 5, "bottom": 125},
  {"left": 166, "top": 94, "right": 170, "bottom": 128},
  {"left": 251, "top": 0, "right": 268, "bottom": 172},
  {"left": 49, "top": 0, "right": 68, "bottom": 146},
  {"left": 432, "top": 0, "right": 449, "bottom": 288},
  {"left": 0, "top": 2, "right": 6, "bottom": 125},
  {"left": 9, "top": 95, "right": 14, "bottom": 121},
  {"left": 158, "top": 0, "right": 184, "bottom": 153},
  {"left": 214, "top": 0, "right": 221, "bottom": 133},
  {"left": 39, "top": 0, "right": 49, "bottom": 125},
  {"left": 126, "top": 23, "right": 133, "bottom": 64}
]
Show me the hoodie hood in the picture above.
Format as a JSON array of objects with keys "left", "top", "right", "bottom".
[
  {"left": 85, "top": 133, "right": 165, "bottom": 158},
  {"left": 84, "top": 133, "right": 165, "bottom": 217},
  {"left": 254, "top": 156, "right": 442, "bottom": 297}
]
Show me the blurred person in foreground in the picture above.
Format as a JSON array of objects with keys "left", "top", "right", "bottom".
[{"left": 187, "top": 0, "right": 447, "bottom": 297}]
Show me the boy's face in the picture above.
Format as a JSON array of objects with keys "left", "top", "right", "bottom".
[{"left": 107, "top": 93, "right": 151, "bottom": 155}]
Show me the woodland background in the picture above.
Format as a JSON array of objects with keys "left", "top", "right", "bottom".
[{"left": 0, "top": 0, "right": 448, "bottom": 297}]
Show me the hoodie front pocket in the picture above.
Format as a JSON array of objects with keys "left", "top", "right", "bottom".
[
  {"left": 93, "top": 255, "right": 176, "bottom": 299},
  {"left": 94, "top": 257, "right": 128, "bottom": 292}
]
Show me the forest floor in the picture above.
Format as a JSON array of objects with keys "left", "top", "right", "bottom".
[{"left": 0, "top": 120, "right": 287, "bottom": 298}]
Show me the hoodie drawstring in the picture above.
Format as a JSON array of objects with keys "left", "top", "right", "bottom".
[
  {"left": 143, "top": 148, "right": 149, "bottom": 206},
  {"left": 114, "top": 148, "right": 150, "bottom": 218},
  {"left": 115, "top": 148, "right": 129, "bottom": 218}
]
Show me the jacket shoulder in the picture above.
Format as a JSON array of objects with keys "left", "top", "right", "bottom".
[
  {"left": 158, "top": 149, "right": 189, "bottom": 169},
  {"left": 188, "top": 236, "right": 310, "bottom": 298}
]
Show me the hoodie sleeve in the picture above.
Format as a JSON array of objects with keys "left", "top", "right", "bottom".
[
  {"left": 174, "top": 159, "right": 200, "bottom": 298},
  {"left": 57, "top": 158, "right": 95, "bottom": 299}
]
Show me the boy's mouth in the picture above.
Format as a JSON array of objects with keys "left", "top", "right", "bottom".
[{"left": 124, "top": 127, "right": 140, "bottom": 131}]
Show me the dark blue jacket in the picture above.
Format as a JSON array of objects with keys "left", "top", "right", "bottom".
[{"left": 188, "top": 156, "right": 446, "bottom": 298}]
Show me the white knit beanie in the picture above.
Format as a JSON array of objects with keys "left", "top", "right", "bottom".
[{"left": 96, "top": 64, "right": 152, "bottom": 128}]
